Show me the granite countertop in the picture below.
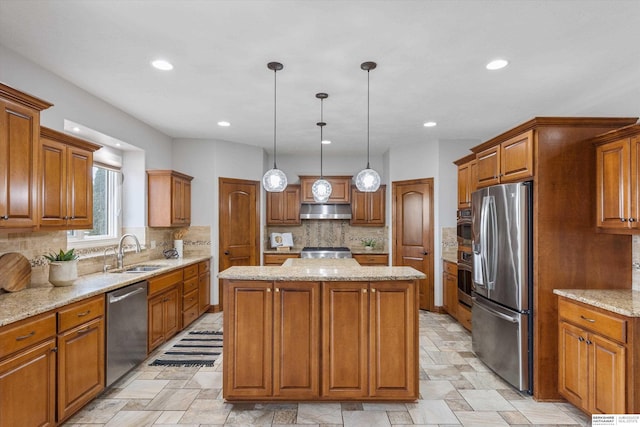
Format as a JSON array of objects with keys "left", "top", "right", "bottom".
[
  {"left": 0, "top": 256, "right": 211, "bottom": 327},
  {"left": 219, "top": 258, "right": 425, "bottom": 282},
  {"left": 553, "top": 289, "right": 640, "bottom": 317}
]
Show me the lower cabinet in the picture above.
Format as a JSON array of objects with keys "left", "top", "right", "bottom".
[
  {"left": 263, "top": 253, "right": 299, "bottom": 266},
  {"left": 557, "top": 297, "right": 635, "bottom": 414},
  {"left": 442, "top": 260, "right": 457, "bottom": 319},
  {"left": 352, "top": 253, "right": 388, "bottom": 266},
  {"left": 198, "top": 259, "right": 211, "bottom": 315},
  {"left": 223, "top": 279, "right": 418, "bottom": 401},
  {"left": 148, "top": 270, "right": 183, "bottom": 353}
]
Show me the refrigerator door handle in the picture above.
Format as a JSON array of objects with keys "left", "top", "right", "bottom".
[
  {"left": 486, "top": 196, "right": 498, "bottom": 288},
  {"left": 472, "top": 296, "right": 518, "bottom": 324}
]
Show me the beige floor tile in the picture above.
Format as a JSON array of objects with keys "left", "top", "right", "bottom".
[
  {"left": 155, "top": 410, "right": 185, "bottom": 423},
  {"left": 179, "top": 399, "right": 231, "bottom": 424},
  {"left": 454, "top": 410, "right": 510, "bottom": 426},
  {"left": 296, "top": 402, "right": 343, "bottom": 424},
  {"left": 113, "top": 379, "right": 170, "bottom": 399},
  {"left": 406, "top": 400, "right": 459, "bottom": 424},
  {"left": 145, "top": 388, "right": 199, "bottom": 410},
  {"left": 225, "top": 408, "right": 276, "bottom": 425},
  {"left": 420, "top": 379, "right": 461, "bottom": 400},
  {"left": 64, "top": 398, "right": 128, "bottom": 424},
  {"left": 510, "top": 400, "right": 579, "bottom": 424},
  {"left": 459, "top": 389, "right": 515, "bottom": 411},
  {"left": 103, "top": 410, "right": 162, "bottom": 427},
  {"left": 184, "top": 370, "right": 222, "bottom": 389},
  {"left": 342, "top": 410, "right": 391, "bottom": 427},
  {"left": 386, "top": 410, "right": 414, "bottom": 424}
]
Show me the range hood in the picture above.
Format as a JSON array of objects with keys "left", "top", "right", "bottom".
[{"left": 300, "top": 203, "right": 352, "bottom": 220}]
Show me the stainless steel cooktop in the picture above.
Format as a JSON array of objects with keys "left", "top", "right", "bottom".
[{"left": 300, "top": 247, "right": 352, "bottom": 259}]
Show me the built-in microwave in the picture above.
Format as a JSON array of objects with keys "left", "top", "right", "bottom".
[{"left": 457, "top": 208, "right": 472, "bottom": 247}]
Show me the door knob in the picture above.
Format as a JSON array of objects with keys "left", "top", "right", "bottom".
[
  {"left": 423, "top": 251, "right": 429, "bottom": 255},
  {"left": 224, "top": 251, "right": 230, "bottom": 255}
]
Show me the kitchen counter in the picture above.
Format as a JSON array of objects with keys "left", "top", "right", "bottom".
[
  {"left": 553, "top": 288, "right": 640, "bottom": 317},
  {"left": 218, "top": 258, "right": 424, "bottom": 282},
  {"left": 0, "top": 256, "right": 211, "bottom": 327}
]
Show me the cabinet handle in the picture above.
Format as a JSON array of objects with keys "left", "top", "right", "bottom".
[
  {"left": 371, "top": 288, "right": 376, "bottom": 293},
  {"left": 362, "top": 289, "right": 367, "bottom": 293},
  {"left": 275, "top": 288, "right": 279, "bottom": 293},
  {"left": 578, "top": 336, "right": 585, "bottom": 342},
  {"left": 76, "top": 326, "right": 92, "bottom": 335},
  {"left": 77, "top": 310, "right": 91, "bottom": 317},
  {"left": 15, "top": 331, "right": 35, "bottom": 341},
  {"left": 52, "top": 347, "right": 58, "bottom": 353},
  {"left": 630, "top": 218, "right": 636, "bottom": 222},
  {"left": 267, "top": 288, "right": 271, "bottom": 293},
  {"left": 580, "top": 315, "right": 596, "bottom": 323},
  {"left": 224, "top": 251, "right": 230, "bottom": 255},
  {"left": 586, "top": 339, "right": 593, "bottom": 345}
]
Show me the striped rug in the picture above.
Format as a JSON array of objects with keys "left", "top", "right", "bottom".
[{"left": 149, "top": 330, "right": 222, "bottom": 367}]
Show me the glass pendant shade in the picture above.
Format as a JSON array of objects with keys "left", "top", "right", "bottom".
[
  {"left": 262, "top": 167, "right": 287, "bottom": 192},
  {"left": 312, "top": 178, "right": 332, "bottom": 203},
  {"left": 355, "top": 168, "right": 381, "bottom": 192}
]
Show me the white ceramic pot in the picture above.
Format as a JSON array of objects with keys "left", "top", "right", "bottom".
[
  {"left": 364, "top": 246, "right": 373, "bottom": 251},
  {"left": 48, "top": 260, "right": 78, "bottom": 287},
  {"left": 174, "top": 240, "right": 183, "bottom": 258}
]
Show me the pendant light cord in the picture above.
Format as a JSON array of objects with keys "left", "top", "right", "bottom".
[
  {"left": 366, "top": 68, "right": 371, "bottom": 169},
  {"left": 273, "top": 68, "right": 278, "bottom": 169},
  {"left": 320, "top": 97, "right": 324, "bottom": 178}
]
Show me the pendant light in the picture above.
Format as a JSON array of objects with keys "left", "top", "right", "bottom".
[
  {"left": 312, "top": 93, "right": 332, "bottom": 203},
  {"left": 355, "top": 61, "right": 381, "bottom": 192},
  {"left": 262, "top": 61, "right": 288, "bottom": 192}
]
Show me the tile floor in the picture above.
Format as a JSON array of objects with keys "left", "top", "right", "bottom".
[{"left": 63, "top": 311, "right": 590, "bottom": 426}]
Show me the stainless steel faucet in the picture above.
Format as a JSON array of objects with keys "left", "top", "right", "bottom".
[
  {"left": 116, "top": 234, "right": 141, "bottom": 269},
  {"left": 103, "top": 246, "right": 117, "bottom": 273}
]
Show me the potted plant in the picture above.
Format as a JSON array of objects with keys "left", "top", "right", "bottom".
[
  {"left": 44, "top": 248, "right": 79, "bottom": 287},
  {"left": 362, "top": 237, "right": 377, "bottom": 251}
]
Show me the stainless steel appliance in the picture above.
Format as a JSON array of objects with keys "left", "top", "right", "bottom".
[
  {"left": 471, "top": 181, "right": 533, "bottom": 394},
  {"left": 300, "top": 247, "right": 352, "bottom": 259},
  {"left": 456, "top": 208, "right": 472, "bottom": 247},
  {"left": 457, "top": 249, "right": 473, "bottom": 307},
  {"left": 106, "top": 281, "right": 148, "bottom": 387},
  {"left": 299, "top": 204, "right": 352, "bottom": 220}
]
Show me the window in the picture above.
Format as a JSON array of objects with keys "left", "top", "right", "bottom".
[{"left": 68, "top": 164, "right": 121, "bottom": 245}]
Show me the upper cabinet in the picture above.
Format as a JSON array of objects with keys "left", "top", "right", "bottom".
[
  {"left": 266, "top": 185, "right": 301, "bottom": 225},
  {"left": 300, "top": 176, "right": 351, "bottom": 204},
  {"left": 147, "top": 170, "right": 194, "bottom": 227},
  {"left": 475, "top": 130, "right": 534, "bottom": 188},
  {"left": 0, "top": 83, "right": 52, "bottom": 230},
  {"left": 350, "top": 185, "right": 385, "bottom": 226},
  {"left": 454, "top": 153, "right": 476, "bottom": 209},
  {"left": 39, "top": 127, "right": 101, "bottom": 230},
  {"left": 593, "top": 124, "right": 640, "bottom": 232}
]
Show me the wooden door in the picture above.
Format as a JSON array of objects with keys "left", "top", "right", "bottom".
[
  {"left": 219, "top": 178, "right": 260, "bottom": 310},
  {"left": 596, "top": 138, "right": 630, "bottom": 229},
  {"left": 40, "top": 137, "right": 68, "bottom": 228},
  {"left": 223, "top": 280, "right": 273, "bottom": 398},
  {"left": 321, "top": 281, "right": 368, "bottom": 398},
  {"left": 369, "top": 280, "right": 418, "bottom": 399},
  {"left": 0, "top": 339, "right": 56, "bottom": 427},
  {"left": 558, "top": 321, "right": 588, "bottom": 410},
  {"left": 273, "top": 281, "right": 320, "bottom": 398},
  {"left": 67, "top": 146, "right": 94, "bottom": 229},
  {"left": 392, "top": 178, "right": 434, "bottom": 310},
  {"left": 590, "top": 333, "right": 625, "bottom": 414}
]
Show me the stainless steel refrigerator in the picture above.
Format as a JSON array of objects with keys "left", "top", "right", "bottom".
[{"left": 471, "top": 181, "right": 533, "bottom": 394}]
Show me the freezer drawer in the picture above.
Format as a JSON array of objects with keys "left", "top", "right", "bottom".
[{"left": 472, "top": 295, "right": 530, "bottom": 392}]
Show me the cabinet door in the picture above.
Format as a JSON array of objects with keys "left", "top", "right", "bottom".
[
  {"left": 501, "top": 130, "right": 534, "bottom": 183},
  {"left": 266, "top": 185, "right": 300, "bottom": 225},
  {"left": 350, "top": 187, "right": 367, "bottom": 223},
  {"left": 198, "top": 270, "right": 211, "bottom": 315},
  {"left": 148, "top": 293, "right": 166, "bottom": 352},
  {"left": 300, "top": 176, "right": 351, "bottom": 203},
  {"left": 457, "top": 163, "right": 471, "bottom": 209},
  {"left": 66, "top": 146, "right": 94, "bottom": 229},
  {"left": 476, "top": 146, "right": 500, "bottom": 188},
  {"left": 57, "top": 317, "right": 105, "bottom": 422},
  {"left": 630, "top": 136, "right": 640, "bottom": 228},
  {"left": 0, "top": 100, "right": 39, "bottom": 229},
  {"left": 182, "top": 178, "right": 192, "bottom": 225},
  {"left": 0, "top": 339, "right": 56, "bottom": 427},
  {"left": 266, "top": 190, "right": 285, "bottom": 224},
  {"left": 321, "top": 281, "right": 368, "bottom": 398},
  {"left": 273, "top": 282, "right": 320, "bottom": 398},
  {"left": 163, "top": 287, "right": 181, "bottom": 340},
  {"left": 40, "top": 138, "right": 68, "bottom": 228},
  {"left": 443, "top": 268, "right": 457, "bottom": 319},
  {"left": 223, "top": 281, "right": 273, "bottom": 398},
  {"left": 351, "top": 186, "right": 385, "bottom": 226},
  {"left": 596, "top": 138, "right": 631, "bottom": 228},
  {"left": 558, "top": 321, "right": 589, "bottom": 410},
  {"left": 172, "top": 176, "right": 185, "bottom": 225},
  {"left": 589, "top": 333, "right": 625, "bottom": 414},
  {"left": 369, "top": 281, "right": 418, "bottom": 398}
]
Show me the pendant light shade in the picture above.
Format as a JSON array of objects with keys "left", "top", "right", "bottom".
[
  {"left": 356, "top": 61, "right": 381, "bottom": 192},
  {"left": 262, "top": 61, "right": 288, "bottom": 192},
  {"left": 312, "top": 93, "right": 332, "bottom": 203}
]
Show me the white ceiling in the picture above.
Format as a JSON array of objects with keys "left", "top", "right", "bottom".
[{"left": 1, "top": 0, "right": 639, "bottom": 156}]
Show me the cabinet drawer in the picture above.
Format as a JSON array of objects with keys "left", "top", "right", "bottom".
[
  {"left": 444, "top": 260, "right": 457, "bottom": 275},
  {"left": 183, "top": 288, "right": 198, "bottom": 310},
  {"left": 458, "top": 303, "right": 472, "bottom": 331},
  {"left": 0, "top": 313, "right": 56, "bottom": 359},
  {"left": 183, "top": 304, "right": 199, "bottom": 327},
  {"left": 183, "top": 276, "right": 198, "bottom": 294},
  {"left": 58, "top": 295, "right": 105, "bottom": 333},
  {"left": 558, "top": 298, "right": 626, "bottom": 343},
  {"left": 183, "top": 264, "right": 198, "bottom": 280},
  {"left": 199, "top": 259, "right": 210, "bottom": 274},
  {"left": 148, "top": 269, "right": 183, "bottom": 295},
  {"left": 353, "top": 254, "right": 388, "bottom": 266},
  {"left": 264, "top": 253, "right": 298, "bottom": 265}
]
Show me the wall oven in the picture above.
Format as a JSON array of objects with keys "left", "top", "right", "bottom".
[
  {"left": 457, "top": 249, "right": 473, "bottom": 307},
  {"left": 457, "top": 209, "right": 472, "bottom": 247}
]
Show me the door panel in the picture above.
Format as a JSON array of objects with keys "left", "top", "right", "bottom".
[{"left": 392, "top": 179, "right": 434, "bottom": 310}]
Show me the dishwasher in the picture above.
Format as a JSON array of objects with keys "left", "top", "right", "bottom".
[{"left": 106, "top": 280, "right": 148, "bottom": 387}]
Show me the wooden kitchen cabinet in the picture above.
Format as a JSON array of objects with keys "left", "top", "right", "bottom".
[
  {"left": 147, "top": 170, "right": 193, "bottom": 227},
  {"left": 350, "top": 185, "right": 385, "bottom": 226},
  {"left": 475, "top": 130, "right": 534, "bottom": 188},
  {"left": 198, "top": 259, "right": 211, "bottom": 315},
  {"left": 56, "top": 295, "right": 105, "bottom": 423},
  {"left": 39, "top": 127, "right": 101, "bottom": 230},
  {"left": 300, "top": 175, "right": 351, "bottom": 204},
  {"left": 263, "top": 253, "right": 299, "bottom": 265},
  {"left": 0, "top": 83, "right": 52, "bottom": 230},
  {"left": 182, "top": 264, "right": 199, "bottom": 328},
  {"left": 266, "top": 185, "right": 301, "bottom": 225},
  {"left": 558, "top": 297, "right": 632, "bottom": 414},
  {"left": 322, "top": 281, "right": 418, "bottom": 399},
  {"left": 352, "top": 253, "right": 388, "bottom": 266},
  {"left": 442, "top": 260, "right": 458, "bottom": 319},
  {"left": 0, "top": 313, "right": 56, "bottom": 427},
  {"left": 148, "top": 270, "right": 183, "bottom": 352},
  {"left": 454, "top": 154, "right": 476, "bottom": 209},
  {"left": 593, "top": 125, "right": 640, "bottom": 232}
]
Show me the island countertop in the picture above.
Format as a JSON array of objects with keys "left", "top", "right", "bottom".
[
  {"left": 218, "top": 258, "right": 425, "bottom": 281},
  {"left": 553, "top": 288, "right": 640, "bottom": 317}
]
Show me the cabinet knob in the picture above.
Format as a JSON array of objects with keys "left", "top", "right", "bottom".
[
  {"left": 586, "top": 339, "right": 593, "bottom": 345},
  {"left": 578, "top": 336, "right": 585, "bottom": 342},
  {"left": 621, "top": 218, "right": 628, "bottom": 222},
  {"left": 423, "top": 251, "right": 429, "bottom": 255},
  {"left": 630, "top": 218, "right": 636, "bottom": 222},
  {"left": 1, "top": 215, "right": 8, "bottom": 220}
]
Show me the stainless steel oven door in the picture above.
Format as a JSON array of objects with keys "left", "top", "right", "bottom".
[{"left": 457, "top": 261, "right": 473, "bottom": 307}]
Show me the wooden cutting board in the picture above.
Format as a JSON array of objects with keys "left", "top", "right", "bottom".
[{"left": 0, "top": 252, "right": 32, "bottom": 292}]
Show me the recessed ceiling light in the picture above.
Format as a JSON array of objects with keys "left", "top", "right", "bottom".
[
  {"left": 151, "top": 59, "right": 174, "bottom": 71},
  {"left": 72, "top": 126, "right": 80, "bottom": 132},
  {"left": 486, "top": 59, "right": 509, "bottom": 70},
  {"left": 321, "top": 139, "right": 331, "bottom": 145},
  {"left": 217, "top": 121, "right": 231, "bottom": 127},
  {"left": 115, "top": 143, "right": 121, "bottom": 147},
  {"left": 423, "top": 121, "right": 437, "bottom": 127}
]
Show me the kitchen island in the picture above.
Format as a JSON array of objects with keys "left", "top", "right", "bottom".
[{"left": 218, "top": 259, "right": 425, "bottom": 401}]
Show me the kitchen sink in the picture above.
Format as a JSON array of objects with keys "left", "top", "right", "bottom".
[{"left": 110, "top": 264, "right": 164, "bottom": 273}]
